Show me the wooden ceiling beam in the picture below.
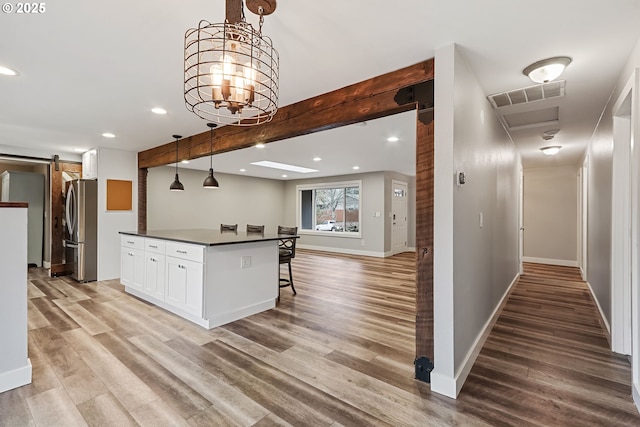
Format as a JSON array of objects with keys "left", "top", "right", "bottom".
[{"left": 138, "top": 58, "right": 433, "bottom": 170}]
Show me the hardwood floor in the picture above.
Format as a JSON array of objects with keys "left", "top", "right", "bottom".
[{"left": 1, "top": 253, "right": 638, "bottom": 426}]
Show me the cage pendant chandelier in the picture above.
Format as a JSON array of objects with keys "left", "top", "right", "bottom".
[{"left": 184, "top": 0, "right": 279, "bottom": 126}]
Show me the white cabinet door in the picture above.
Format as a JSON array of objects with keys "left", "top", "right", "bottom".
[
  {"left": 82, "top": 150, "right": 97, "bottom": 179},
  {"left": 121, "top": 247, "right": 144, "bottom": 291},
  {"left": 144, "top": 253, "right": 165, "bottom": 300},
  {"left": 166, "top": 256, "right": 203, "bottom": 317}
]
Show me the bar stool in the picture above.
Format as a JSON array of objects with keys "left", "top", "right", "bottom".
[
  {"left": 246, "top": 224, "right": 265, "bottom": 234},
  {"left": 220, "top": 224, "right": 237, "bottom": 232},
  {"left": 278, "top": 226, "right": 297, "bottom": 296}
]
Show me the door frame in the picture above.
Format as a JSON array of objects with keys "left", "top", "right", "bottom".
[{"left": 611, "top": 70, "right": 638, "bottom": 361}]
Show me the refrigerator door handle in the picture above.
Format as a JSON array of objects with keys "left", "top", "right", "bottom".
[
  {"left": 66, "top": 242, "right": 79, "bottom": 249},
  {"left": 66, "top": 183, "right": 76, "bottom": 237}
]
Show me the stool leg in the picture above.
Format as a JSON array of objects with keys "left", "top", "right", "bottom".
[{"left": 288, "top": 261, "right": 296, "bottom": 295}]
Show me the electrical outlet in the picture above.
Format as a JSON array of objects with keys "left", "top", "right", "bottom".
[{"left": 241, "top": 256, "right": 251, "bottom": 268}]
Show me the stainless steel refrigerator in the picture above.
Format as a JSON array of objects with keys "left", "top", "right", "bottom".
[{"left": 65, "top": 179, "right": 97, "bottom": 282}]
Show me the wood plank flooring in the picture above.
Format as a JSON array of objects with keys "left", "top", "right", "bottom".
[{"left": 1, "top": 253, "right": 638, "bottom": 426}]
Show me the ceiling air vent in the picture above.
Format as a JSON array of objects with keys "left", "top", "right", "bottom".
[{"left": 487, "top": 80, "right": 565, "bottom": 109}]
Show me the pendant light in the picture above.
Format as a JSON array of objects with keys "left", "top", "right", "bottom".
[
  {"left": 203, "top": 123, "right": 220, "bottom": 189},
  {"left": 169, "top": 134, "right": 184, "bottom": 191}
]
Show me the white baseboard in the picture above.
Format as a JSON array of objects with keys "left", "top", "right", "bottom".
[
  {"left": 634, "top": 383, "right": 640, "bottom": 415},
  {"left": 522, "top": 257, "right": 577, "bottom": 267},
  {"left": 42, "top": 260, "right": 51, "bottom": 269},
  {"left": 0, "top": 359, "right": 32, "bottom": 393},
  {"left": 586, "top": 280, "right": 611, "bottom": 335},
  {"left": 298, "top": 244, "right": 386, "bottom": 258},
  {"left": 430, "top": 371, "right": 458, "bottom": 398},
  {"left": 298, "top": 244, "right": 416, "bottom": 258},
  {"left": 432, "top": 272, "right": 520, "bottom": 399}
]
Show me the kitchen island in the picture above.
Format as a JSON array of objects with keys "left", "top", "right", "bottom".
[{"left": 119, "top": 229, "right": 284, "bottom": 329}]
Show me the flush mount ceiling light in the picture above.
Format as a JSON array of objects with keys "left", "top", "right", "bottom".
[
  {"left": 203, "top": 123, "right": 220, "bottom": 189},
  {"left": 184, "top": 0, "right": 279, "bottom": 126},
  {"left": 523, "top": 56, "right": 572, "bottom": 84},
  {"left": 0, "top": 65, "right": 18, "bottom": 76},
  {"left": 540, "top": 145, "right": 562, "bottom": 156},
  {"left": 169, "top": 135, "right": 185, "bottom": 191}
]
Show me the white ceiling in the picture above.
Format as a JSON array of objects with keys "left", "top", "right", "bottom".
[{"left": 1, "top": 0, "right": 640, "bottom": 177}]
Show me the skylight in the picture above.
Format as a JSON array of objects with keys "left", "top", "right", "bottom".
[{"left": 250, "top": 160, "right": 318, "bottom": 174}]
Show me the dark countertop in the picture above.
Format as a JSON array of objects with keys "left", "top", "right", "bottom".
[
  {"left": 120, "top": 229, "right": 297, "bottom": 246},
  {"left": 0, "top": 202, "right": 28, "bottom": 208}
]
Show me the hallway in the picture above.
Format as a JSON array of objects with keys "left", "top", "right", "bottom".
[{"left": 460, "top": 262, "right": 640, "bottom": 425}]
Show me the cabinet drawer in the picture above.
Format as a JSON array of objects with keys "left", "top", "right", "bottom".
[
  {"left": 165, "top": 241, "right": 204, "bottom": 263},
  {"left": 121, "top": 235, "right": 145, "bottom": 249},
  {"left": 145, "top": 238, "right": 166, "bottom": 254}
]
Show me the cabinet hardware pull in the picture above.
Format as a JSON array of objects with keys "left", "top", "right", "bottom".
[
  {"left": 177, "top": 250, "right": 187, "bottom": 254},
  {"left": 127, "top": 241, "right": 135, "bottom": 244},
  {"left": 149, "top": 245, "right": 158, "bottom": 248}
]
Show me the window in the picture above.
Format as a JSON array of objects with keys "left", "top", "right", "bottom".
[{"left": 298, "top": 181, "right": 361, "bottom": 236}]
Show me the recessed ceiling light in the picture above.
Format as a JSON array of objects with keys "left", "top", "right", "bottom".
[
  {"left": 313, "top": 157, "right": 322, "bottom": 162},
  {"left": 73, "top": 148, "right": 86, "bottom": 153},
  {"left": 102, "top": 132, "right": 116, "bottom": 138},
  {"left": 540, "top": 146, "right": 562, "bottom": 156},
  {"left": 0, "top": 65, "right": 18, "bottom": 76},
  {"left": 251, "top": 160, "right": 318, "bottom": 173},
  {"left": 181, "top": 160, "right": 190, "bottom": 164},
  {"left": 352, "top": 166, "right": 360, "bottom": 170},
  {"left": 256, "top": 143, "right": 265, "bottom": 149},
  {"left": 239, "top": 168, "right": 246, "bottom": 172},
  {"left": 282, "top": 174, "right": 288, "bottom": 178},
  {"left": 387, "top": 136, "right": 399, "bottom": 142},
  {"left": 151, "top": 107, "right": 167, "bottom": 115}
]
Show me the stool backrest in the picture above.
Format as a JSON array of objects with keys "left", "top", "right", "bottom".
[
  {"left": 277, "top": 226, "right": 297, "bottom": 258},
  {"left": 246, "top": 224, "right": 265, "bottom": 234}
]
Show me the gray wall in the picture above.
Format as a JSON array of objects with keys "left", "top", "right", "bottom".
[
  {"left": 523, "top": 166, "right": 578, "bottom": 264},
  {"left": 148, "top": 166, "right": 286, "bottom": 233},
  {"left": 283, "top": 171, "right": 415, "bottom": 256},
  {"left": 433, "top": 43, "right": 521, "bottom": 396}
]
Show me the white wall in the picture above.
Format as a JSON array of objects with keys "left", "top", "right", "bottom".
[
  {"left": 0, "top": 205, "right": 31, "bottom": 393},
  {"left": 97, "top": 147, "right": 138, "bottom": 281},
  {"left": 585, "top": 34, "right": 640, "bottom": 413},
  {"left": 432, "top": 43, "right": 521, "bottom": 398},
  {"left": 147, "top": 166, "right": 285, "bottom": 233},
  {"left": 523, "top": 166, "right": 578, "bottom": 266},
  {"left": 283, "top": 171, "right": 415, "bottom": 257}
]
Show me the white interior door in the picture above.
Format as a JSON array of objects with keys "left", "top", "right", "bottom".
[{"left": 391, "top": 180, "right": 408, "bottom": 254}]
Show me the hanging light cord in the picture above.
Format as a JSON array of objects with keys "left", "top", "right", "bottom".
[
  {"left": 175, "top": 138, "right": 180, "bottom": 173},
  {"left": 210, "top": 127, "right": 214, "bottom": 169}
]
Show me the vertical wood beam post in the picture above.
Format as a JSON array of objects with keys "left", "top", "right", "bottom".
[
  {"left": 138, "top": 168, "right": 147, "bottom": 233},
  {"left": 415, "top": 113, "right": 435, "bottom": 380}
]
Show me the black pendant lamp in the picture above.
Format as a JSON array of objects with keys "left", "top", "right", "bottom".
[
  {"left": 169, "top": 134, "right": 184, "bottom": 191},
  {"left": 203, "top": 123, "right": 219, "bottom": 189}
]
